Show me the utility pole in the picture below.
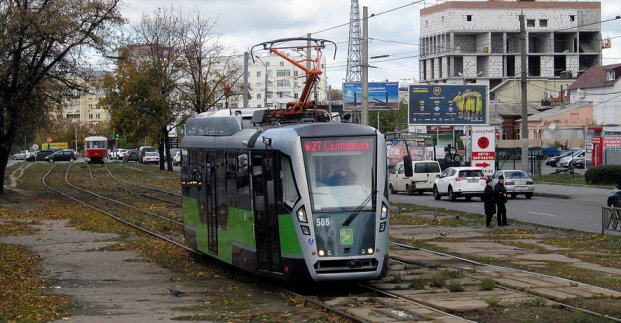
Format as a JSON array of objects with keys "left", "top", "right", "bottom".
[
  {"left": 328, "top": 85, "right": 332, "bottom": 113},
  {"left": 264, "top": 63, "right": 268, "bottom": 108},
  {"left": 243, "top": 52, "right": 249, "bottom": 109},
  {"left": 361, "top": 6, "right": 369, "bottom": 125},
  {"left": 520, "top": 13, "right": 529, "bottom": 173}
]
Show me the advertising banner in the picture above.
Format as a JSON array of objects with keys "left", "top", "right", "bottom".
[
  {"left": 471, "top": 126, "right": 496, "bottom": 175},
  {"left": 41, "top": 142, "right": 68, "bottom": 150},
  {"left": 408, "top": 84, "right": 488, "bottom": 125},
  {"left": 343, "top": 82, "right": 399, "bottom": 111}
]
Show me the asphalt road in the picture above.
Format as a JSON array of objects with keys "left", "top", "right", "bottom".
[{"left": 390, "top": 191, "right": 605, "bottom": 234}]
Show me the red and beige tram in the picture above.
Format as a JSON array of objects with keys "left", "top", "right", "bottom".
[{"left": 84, "top": 136, "right": 108, "bottom": 164}]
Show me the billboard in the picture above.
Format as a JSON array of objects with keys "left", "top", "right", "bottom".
[
  {"left": 408, "top": 85, "right": 488, "bottom": 125},
  {"left": 41, "top": 142, "right": 68, "bottom": 150},
  {"left": 343, "top": 82, "right": 399, "bottom": 111}
]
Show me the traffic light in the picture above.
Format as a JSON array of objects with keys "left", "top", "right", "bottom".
[{"left": 114, "top": 133, "right": 120, "bottom": 141}]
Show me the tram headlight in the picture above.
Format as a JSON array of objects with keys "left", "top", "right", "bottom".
[
  {"left": 296, "top": 206, "right": 308, "bottom": 223},
  {"left": 318, "top": 250, "right": 325, "bottom": 256},
  {"left": 367, "top": 248, "right": 374, "bottom": 255},
  {"left": 380, "top": 203, "right": 388, "bottom": 220}
]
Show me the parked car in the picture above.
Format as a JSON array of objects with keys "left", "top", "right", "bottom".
[
  {"left": 545, "top": 150, "right": 573, "bottom": 167},
  {"left": 389, "top": 160, "right": 441, "bottom": 195},
  {"left": 142, "top": 151, "right": 160, "bottom": 164},
  {"left": 123, "top": 149, "right": 140, "bottom": 163},
  {"left": 109, "top": 148, "right": 127, "bottom": 160},
  {"left": 491, "top": 170, "right": 534, "bottom": 199},
  {"left": 172, "top": 150, "right": 181, "bottom": 166},
  {"left": 559, "top": 150, "right": 585, "bottom": 168},
  {"left": 570, "top": 155, "right": 585, "bottom": 168},
  {"left": 138, "top": 146, "right": 156, "bottom": 163},
  {"left": 11, "top": 150, "right": 31, "bottom": 160},
  {"left": 26, "top": 150, "right": 55, "bottom": 161},
  {"left": 607, "top": 184, "right": 621, "bottom": 207},
  {"left": 433, "top": 167, "right": 486, "bottom": 201},
  {"left": 45, "top": 149, "right": 77, "bottom": 163}
]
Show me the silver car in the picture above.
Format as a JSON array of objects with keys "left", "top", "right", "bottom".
[{"left": 491, "top": 170, "right": 534, "bottom": 199}]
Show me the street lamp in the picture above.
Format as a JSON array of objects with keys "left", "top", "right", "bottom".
[{"left": 255, "top": 55, "right": 269, "bottom": 108}]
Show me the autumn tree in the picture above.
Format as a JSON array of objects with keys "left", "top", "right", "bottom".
[
  {"left": 0, "top": 0, "right": 124, "bottom": 194},
  {"left": 177, "top": 11, "right": 243, "bottom": 114}
]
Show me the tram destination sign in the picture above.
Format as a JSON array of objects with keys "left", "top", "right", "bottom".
[{"left": 408, "top": 84, "right": 488, "bottom": 125}]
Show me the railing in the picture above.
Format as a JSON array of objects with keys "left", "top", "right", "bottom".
[{"left": 602, "top": 206, "right": 621, "bottom": 235}]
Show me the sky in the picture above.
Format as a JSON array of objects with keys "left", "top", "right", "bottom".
[{"left": 117, "top": 0, "right": 621, "bottom": 89}]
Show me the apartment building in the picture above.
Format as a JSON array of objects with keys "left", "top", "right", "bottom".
[
  {"left": 62, "top": 85, "right": 110, "bottom": 127},
  {"left": 243, "top": 53, "right": 328, "bottom": 109},
  {"left": 419, "top": 0, "right": 602, "bottom": 90}
]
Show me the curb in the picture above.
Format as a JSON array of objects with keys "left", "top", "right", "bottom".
[
  {"left": 533, "top": 192, "right": 572, "bottom": 199},
  {"left": 537, "top": 181, "right": 612, "bottom": 190}
]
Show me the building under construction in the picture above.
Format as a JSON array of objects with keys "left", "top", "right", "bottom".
[{"left": 419, "top": 0, "right": 602, "bottom": 89}]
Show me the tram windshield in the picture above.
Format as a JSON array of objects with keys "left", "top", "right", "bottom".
[
  {"left": 86, "top": 140, "right": 107, "bottom": 149},
  {"left": 302, "top": 137, "right": 376, "bottom": 212}
]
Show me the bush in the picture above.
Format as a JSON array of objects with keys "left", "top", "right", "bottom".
[{"left": 585, "top": 165, "right": 621, "bottom": 185}]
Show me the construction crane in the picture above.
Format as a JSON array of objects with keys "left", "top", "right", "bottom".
[{"left": 251, "top": 37, "right": 336, "bottom": 122}]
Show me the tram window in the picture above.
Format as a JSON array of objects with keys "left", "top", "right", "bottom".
[
  {"left": 225, "top": 152, "right": 237, "bottom": 194},
  {"left": 181, "top": 149, "right": 188, "bottom": 167},
  {"left": 280, "top": 155, "right": 299, "bottom": 210},
  {"left": 252, "top": 156, "right": 264, "bottom": 197}
]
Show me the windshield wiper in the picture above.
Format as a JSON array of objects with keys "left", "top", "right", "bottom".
[{"left": 342, "top": 192, "right": 373, "bottom": 227}]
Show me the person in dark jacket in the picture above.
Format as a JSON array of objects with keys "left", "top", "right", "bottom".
[
  {"left": 483, "top": 178, "right": 495, "bottom": 227},
  {"left": 494, "top": 175, "right": 508, "bottom": 226}
]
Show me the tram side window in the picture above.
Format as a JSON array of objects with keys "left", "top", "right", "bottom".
[
  {"left": 237, "top": 152, "right": 251, "bottom": 210},
  {"left": 225, "top": 152, "right": 237, "bottom": 194},
  {"left": 181, "top": 149, "right": 188, "bottom": 167},
  {"left": 280, "top": 155, "right": 299, "bottom": 210}
]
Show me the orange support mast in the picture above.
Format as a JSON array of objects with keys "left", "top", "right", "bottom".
[{"left": 251, "top": 38, "right": 336, "bottom": 120}]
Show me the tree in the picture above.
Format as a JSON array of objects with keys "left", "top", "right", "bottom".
[
  {"left": 0, "top": 0, "right": 124, "bottom": 194},
  {"left": 177, "top": 11, "right": 243, "bottom": 114},
  {"left": 368, "top": 100, "right": 408, "bottom": 133}
]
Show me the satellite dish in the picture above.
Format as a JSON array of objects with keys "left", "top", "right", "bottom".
[{"left": 548, "top": 123, "right": 556, "bottom": 132}]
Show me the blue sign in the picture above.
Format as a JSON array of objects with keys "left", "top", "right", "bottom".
[
  {"left": 408, "top": 85, "right": 488, "bottom": 125},
  {"left": 343, "top": 82, "right": 399, "bottom": 111}
]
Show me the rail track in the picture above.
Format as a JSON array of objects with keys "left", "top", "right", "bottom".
[
  {"left": 103, "top": 164, "right": 183, "bottom": 206},
  {"left": 41, "top": 163, "right": 621, "bottom": 322}
]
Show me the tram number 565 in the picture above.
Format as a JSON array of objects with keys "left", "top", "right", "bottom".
[{"left": 316, "top": 217, "right": 330, "bottom": 227}]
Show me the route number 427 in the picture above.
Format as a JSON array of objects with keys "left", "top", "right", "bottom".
[{"left": 316, "top": 217, "right": 330, "bottom": 227}]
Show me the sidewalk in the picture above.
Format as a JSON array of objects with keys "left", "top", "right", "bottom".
[{"left": 535, "top": 183, "right": 613, "bottom": 203}]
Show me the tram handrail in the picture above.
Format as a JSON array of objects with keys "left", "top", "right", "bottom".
[{"left": 602, "top": 206, "right": 621, "bottom": 235}]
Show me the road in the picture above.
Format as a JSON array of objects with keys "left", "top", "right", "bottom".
[{"left": 390, "top": 191, "right": 606, "bottom": 234}]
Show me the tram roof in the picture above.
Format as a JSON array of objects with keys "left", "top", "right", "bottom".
[{"left": 84, "top": 136, "right": 107, "bottom": 141}]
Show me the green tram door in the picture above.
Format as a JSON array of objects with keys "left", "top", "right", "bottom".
[{"left": 251, "top": 151, "right": 283, "bottom": 273}]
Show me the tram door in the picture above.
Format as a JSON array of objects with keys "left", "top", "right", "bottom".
[
  {"left": 204, "top": 151, "right": 218, "bottom": 254},
  {"left": 252, "top": 151, "right": 282, "bottom": 273}
]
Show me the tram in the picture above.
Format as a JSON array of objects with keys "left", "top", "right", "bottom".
[
  {"left": 84, "top": 136, "right": 108, "bottom": 164},
  {"left": 179, "top": 38, "right": 389, "bottom": 281}
]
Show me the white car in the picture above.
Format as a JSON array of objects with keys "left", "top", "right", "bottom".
[
  {"left": 12, "top": 150, "right": 31, "bottom": 160},
  {"left": 142, "top": 151, "right": 160, "bottom": 164},
  {"left": 389, "top": 160, "right": 442, "bottom": 195},
  {"left": 172, "top": 150, "right": 181, "bottom": 166},
  {"left": 433, "top": 167, "right": 486, "bottom": 201},
  {"left": 559, "top": 150, "right": 585, "bottom": 168},
  {"left": 491, "top": 170, "right": 534, "bottom": 199}
]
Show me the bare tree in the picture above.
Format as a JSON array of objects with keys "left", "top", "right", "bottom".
[
  {"left": 0, "top": 0, "right": 124, "bottom": 194},
  {"left": 131, "top": 7, "right": 187, "bottom": 171},
  {"left": 177, "top": 11, "right": 243, "bottom": 115}
]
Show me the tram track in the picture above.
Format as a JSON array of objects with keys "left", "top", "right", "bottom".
[
  {"left": 103, "top": 164, "right": 183, "bottom": 206},
  {"left": 380, "top": 241, "right": 621, "bottom": 322},
  {"left": 41, "top": 163, "right": 363, "bottom": 322},
  {"left": 40, "top": 164, "right": 621, "bottom": 322},
  {"left": 43, "top": 164, "right": 185, "bottom": 245}
]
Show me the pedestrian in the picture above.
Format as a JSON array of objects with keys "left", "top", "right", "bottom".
[
  {"left": 483, "top": 178, "right": 495, "bottom": 227},
  {"left": 494, "top": 175, "right": 509, "bottom": 226}
]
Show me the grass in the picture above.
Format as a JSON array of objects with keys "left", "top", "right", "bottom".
[
  {"left": 533, "top": 175, "right": 587, "bottom": 186},
  {"left": 447, "top": 280, "right": 464, "bottom": 292},
  {"left": 485, "top": 296, "right": 502, "bottom": 307},
  {"left": 481, "top": 278, "right": 495, "bottom": 291}
]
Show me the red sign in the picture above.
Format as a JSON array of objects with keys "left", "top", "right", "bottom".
[
  {"left": 472, "top": 152, "right": 495, "bottom": 160},
  {"left": 46, "top": 137, "right": 53, "bottom": 143},
  {"left": 304, "top": 140, "right": 371, "bottom": 153},
  {"left": 477, "top": 137, "right": 490, "bottom": 149}
]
